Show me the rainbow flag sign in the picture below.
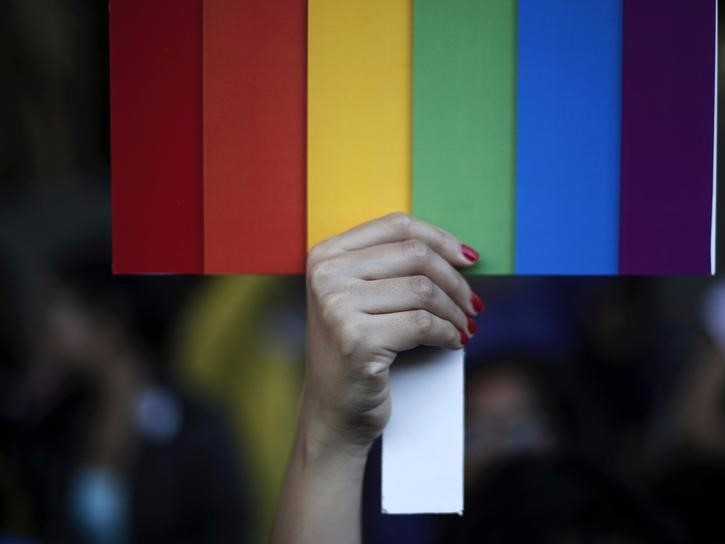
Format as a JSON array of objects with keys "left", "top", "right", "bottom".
[{"left": 111, "top": 0, "right": 718, "bottom": 275}]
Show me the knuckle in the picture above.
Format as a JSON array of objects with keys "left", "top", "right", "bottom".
[
  {"left": 404, "top": 239, "right": 430, "bottom": 263},
  {"left": 308, "top": 258, "right": 339, "bottom": 289},
  {"left": 307, "top": 242, "right": 325, "bottom": 264},
  {"left": 385, "top": 211, "right": 412, "bottom": 236},
  {"left": 338, "top": 321, "right": 363, "bottom": 357},
  {"left": 320, "top": 291, "right": 347, "bottom": 321},
  {"left": 412, "top": 309, "right": 434, "bottom": 334},
  {"left": 308, "top": 260, "right": 324, "bottom": 284},
  {"left": 307, "top": 262, "right": 326, "bottom": 295},
  {"left": 410, "top": 275, "right": 435, "bottom": 303}
]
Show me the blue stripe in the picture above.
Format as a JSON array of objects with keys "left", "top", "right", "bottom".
[{"left": 515, "top": 0, "right": 622, "bottom": 274}]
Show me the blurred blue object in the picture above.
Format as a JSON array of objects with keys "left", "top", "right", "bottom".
[
  {"left": 134, "top": 386, "right": 181, "bottom": 444},
  {"left": 70, "top": 467, "right": 128, "bottom": 544},
  {"left": 466, "top": 278, "right": 580, "bottom": 367}
]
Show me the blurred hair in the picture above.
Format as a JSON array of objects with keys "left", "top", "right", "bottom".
[
  {"left": 467, "top": 352, "right": 607, "bottom": 460},
  {"left": 50, "top": 240, "right": 199, "bottom": 369}
]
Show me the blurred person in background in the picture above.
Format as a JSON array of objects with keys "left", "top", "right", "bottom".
[
  {"left": 465, "top": 356, "right": 567, "bottom": 487},
  {"left": 573, "top": 279, "right": 667, "bottom": 476},
  {"left": 5, "top": 244, "right": 250, "bottom": 544},
  {"left": 451, "top": 353, "right": 680, "bottom": 543},
  {"left": 682, "top": 281, "right": 725, "bottom": 456},
  {"left": 444, "top": 326, "right": 678, "bottom": 543},
  {"left": 643, "top": 281, "right": 725, "bottom": 543},
  {"left": 452, "top": 452, "right": 681, "bottom": 544}
]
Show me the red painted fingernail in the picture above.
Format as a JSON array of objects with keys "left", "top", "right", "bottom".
[
  {"left": 461, "top": 244, "right": 480, "bottom": 263},
  {"left": 471, "top": 292, "right": 486, "bottom": 313},
  {"left": 467, "top": 317, "right": 477, "bottom": 335},
  {"left": 460, "top": 330, "right": 469, "bottom": 345}
]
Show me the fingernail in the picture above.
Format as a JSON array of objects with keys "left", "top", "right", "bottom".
[
  {"left": 467, "top": 317, "right": 477, "bottom": 335},
  {"left": 460, "top": 330, "right": 469, "bottom": 345},
  {"left": 471, "top": 292, "right": 486, "bottom": 313},
  {"left": 461, "top": 244, "right": 480, "bottom": 263}
]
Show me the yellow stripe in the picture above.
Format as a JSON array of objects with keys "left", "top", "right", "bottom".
[{"left": 307, "top": 0, "right": 412, "bottom": 248}]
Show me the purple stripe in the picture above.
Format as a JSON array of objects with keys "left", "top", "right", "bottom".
[{"left": 619, "top": 0, "right": 716, "bottom": 274}]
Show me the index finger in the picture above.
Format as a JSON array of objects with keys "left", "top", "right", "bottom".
[{"left": 311, "top": 212, "right": 480, "bottom": 269}]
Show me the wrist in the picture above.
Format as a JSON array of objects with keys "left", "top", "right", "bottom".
[
  {"left": 272, "top": 394, "right": 368, "bottom": 544},
  {"left": 297, "top": 400, "right": 373, "bottom": 467}
]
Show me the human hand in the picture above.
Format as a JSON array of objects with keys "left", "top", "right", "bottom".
[{"left": 301, "top": 213, "right": 484, "bottom": 457}]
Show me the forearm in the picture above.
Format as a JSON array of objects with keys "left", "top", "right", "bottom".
[{"left": 270, "top": 410, "right": 370, "bottom": 544}]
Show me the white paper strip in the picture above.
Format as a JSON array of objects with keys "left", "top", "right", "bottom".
[{"left": 381, "top": 347, "right": 464, "bottom": 514}]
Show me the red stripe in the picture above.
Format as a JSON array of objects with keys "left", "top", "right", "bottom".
[
  {"left": 110, "top": 0, "right": 203, "bottom": 273},
  {"left": 203, "top": 0, "right": 307, "bottom": 274}
]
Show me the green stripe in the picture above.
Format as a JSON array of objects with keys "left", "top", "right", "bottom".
[{"left": 412, "top": 0, "right": 517, "bottom": 274}]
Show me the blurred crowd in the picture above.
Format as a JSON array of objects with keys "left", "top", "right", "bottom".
[
  {"left": 2, "top": 241, "right": 725, "bottom": 543},
  {"left": 2, "top": 1, "right": 725, "bottom": 543}
]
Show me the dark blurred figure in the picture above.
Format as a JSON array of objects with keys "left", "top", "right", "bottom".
[
  {"left": 0, "top": 0, "right": 108, "bottom": 197},
  {"left": 455, "top": 453, "right": 681, "bottom": 544},
  {"left": 450, "top": 355, "right": 681, "bottom": 544},
  {"left": 573, "top": 279, "right": 665, "bottom": 475},
  {"left": 3, "top": 245, "right": 250, "bottom": 544},
  {"left": 645, "top": 284, "right": 725, "bottom": 544},
  {"left": 466, "top": 356, "right": 574, "bottom": 486}
]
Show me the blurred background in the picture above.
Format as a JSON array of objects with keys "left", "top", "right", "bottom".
[{"left": 2, "top": 1, "right": 725, "bottom": 544}]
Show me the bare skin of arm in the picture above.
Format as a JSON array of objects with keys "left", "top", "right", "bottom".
[{"left": 271, "top": 213, "right": 482, "bottom": 544}]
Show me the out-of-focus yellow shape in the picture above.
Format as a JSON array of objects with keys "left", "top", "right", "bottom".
[
  {"left": 307, "top": 0, "right": 412, "bottom": 247},
  {"left": 174, "top": 276, "right": 304, "bottom": 542}
]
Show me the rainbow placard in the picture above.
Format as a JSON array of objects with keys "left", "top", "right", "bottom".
[{"left": 111, "top": 0, "right": 717, "bottom": 275}]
